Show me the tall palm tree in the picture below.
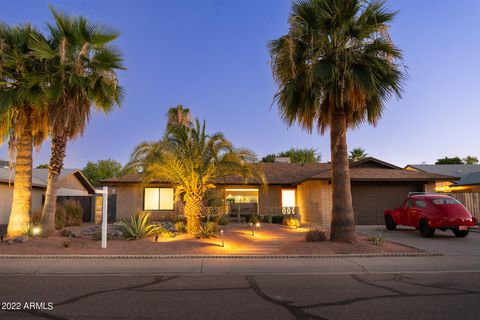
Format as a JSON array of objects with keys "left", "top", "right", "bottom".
[
  {"left": 128, "top": 113, "right": 265, "bottom": 234},
  {"left": 349, "top": 147, "right": 368, "bottom": 162},
  {"left": 0, "top": 24, "right": 48, "bottom": 237},
  {"left": 29, "top": 8, "right": 124, "bottom": 236},
  {"left": 166, "top": 104, "right": 191, "bottom": 130},
  {"left": 269, "top": 0, "right": 404, "bottom": 241}
]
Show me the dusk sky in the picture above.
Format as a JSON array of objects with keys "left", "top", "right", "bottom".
[{"left": 1, "top": 0, "right": 479, "bottom": 168}]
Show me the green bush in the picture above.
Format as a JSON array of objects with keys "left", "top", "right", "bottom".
[
  {"left": 367, "top": 230, "right": 385, "bottom": 246},
  {"left": 174, "top": 221, "right": 187, "bottom": 233},
  {"left": 93, "top": 231, "right": 112, "bottom": 241},
  {"left": 283, "top": 215, "right": 301, "bottom": 228},
  {"left": 117, "top": 211, "right": 158, "bottom": 240},
  {"left": 215, "top": 215, "right": 229, "bottom": 226},
  {"left": 63, "top": 200, "right": 83, "bottom": 227},
  {"left": 271, "top": 215, "right": 284, "bottom": 224},
  {"left": 245, "top": 214, "right": 261, "bottom": 224},
  {"left": 55, "top": 206, "right": 66, "bottom": 230},
  {"left": 305, "top": 229, "right": 327, "bottom": 242},
  {"left": 195, "top": 221, "right": 218, "bottom": 239}
]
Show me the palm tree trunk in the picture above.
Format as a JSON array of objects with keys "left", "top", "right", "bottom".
[
  {"left": 329, "top": 110, "right": 356, "bottom": 242},
  {"left": 40, "top": 134, "right": 67, "bottom": 236},
  {"left": 7, "top": 117, "right": 33, "bottom": 237},
  {"left": 184, "top": 194, "right": 203, "bottom": 234}
]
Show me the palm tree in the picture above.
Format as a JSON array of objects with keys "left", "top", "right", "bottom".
[
  {"left": 349, "top": 147, "right": 368, "bottom": 162},
  {"left": 269, "top": 0, "right": 404, "bottom": 241},
  {"left": 29, "top": 8, "right": 124, "bottom": 235},
  {"left": 0, "top": 24, "right": 48, "bottom": 237},
  {"left": 128, "top": 112, "right": 265, "bottom": 234},
  {"left": 166, "top": 104, "right": 192, "bottom": 130}
]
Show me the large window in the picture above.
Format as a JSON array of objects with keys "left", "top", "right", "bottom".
[
  {"left": 225, "top": 189, "right": 258, "bottom": 204},
  {"left": 282, "top": 189, "right": 296, "bottom": 207},
  {"left": 144, "top": 188, "right": 174, "bottom": 211}
]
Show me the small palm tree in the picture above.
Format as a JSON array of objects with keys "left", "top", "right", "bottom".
[
  {"left": 349, "top": 148, "right": 368, "bottom": 162},
  {"left": 269, "top": 0, "right": 404, "bottom": 241},
  {"left": 0, "top": 24, "right": 49, "bottom": 237},
  {"left": 29, "top": 7, "right": 125, "bottom": 236},
  {"left": 128, "top": 110, "right": 265, "bottom": 234}
]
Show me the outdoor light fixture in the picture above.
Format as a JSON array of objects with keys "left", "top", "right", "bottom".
[
  {"left": 220, "top": 229, "right": 224, "bottom": 247},
  {"left": 155, "top": 235, "right": 159, "bottom": 242},
  {"left": 32, "top": 226, "right": 40, "bottom": 236},
  {"left": 250, "top": 223, "right": 255, "bottom": 236},
  {"left": 256, "top": 222, "right": 260, "bottom": 228}
]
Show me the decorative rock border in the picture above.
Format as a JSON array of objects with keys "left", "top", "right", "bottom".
[{"left": 0, "top": 252, "right": 442, "bottom": 259}]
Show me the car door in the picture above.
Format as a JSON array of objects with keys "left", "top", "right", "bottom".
[
  {"left": 402, "top": 199, "right": 415, "bottom": 226},
  {"left": 410, "top": 199, "right": 427, "bottom": 226},
  {"left": 396, "top": 198, "right": 414, "bottom": 225}
]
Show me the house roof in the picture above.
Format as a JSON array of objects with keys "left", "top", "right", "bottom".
[
  {"left": 453, "top": 171, "right": 480, "bottom": 186},
  {"left": 0, "top": 168, "right": 96, "bottom": 193},
  {"left": 405, "top": 164, "right": 480, "bottom": 179},
  {"left": 103, "top": 158, "right": 454, "bottom": 186}
]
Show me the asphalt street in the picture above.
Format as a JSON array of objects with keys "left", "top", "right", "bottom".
[{"left": 0, "top": 272, "right": 479, "bottom": 320}]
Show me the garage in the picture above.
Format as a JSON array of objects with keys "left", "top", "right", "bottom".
[{"left": 351, "top": 182, "right": 424, "bottom": 225}]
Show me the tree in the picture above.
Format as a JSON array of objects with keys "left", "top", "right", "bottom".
[
  {"left": 435, "top": 157, "right": 463, "bottom": 165},
  {"left": 128, "top": 108, "right": 265, "bottom": 234},
  {"left": 82, "top": 159, "right": 123, "bottom": 186},
  {"left": 269, "top": 0, "right": 404, "bottom": 241},
  {"left": 261, "top": 148, "right": 321, "bottom": 163},
  {"left": 0, "top": 24, "right": 49, "bottom": 237},
  {"left": 36, "top": 164, "right": 49, "bottom": 169},
  {"left": 463, "top": 156, "right": 478, "bottom": 165},
  {"left": 166, "top": 104, "right": 191, "bottom": 130},
  {"left": 349, "top": 148, "right": 368, "bottom": 162},
  {"left": 29, "top": 8, "right": 124, "bottom": 236}
]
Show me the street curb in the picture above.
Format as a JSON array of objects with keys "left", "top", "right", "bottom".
[{"left": 0, "top": 252, "right": 442, "bottom": 259}]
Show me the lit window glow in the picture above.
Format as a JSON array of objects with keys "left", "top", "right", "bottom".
[
  {"left": 282, "top": 189, "right": 296, "bottom": 207},
  {"left": 144, "top": 188, "right": 174, "bottom": 210}
]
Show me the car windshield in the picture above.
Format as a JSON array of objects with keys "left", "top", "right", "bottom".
[{"left": 431, "top": 198, "right": 461, "bottom": 205}]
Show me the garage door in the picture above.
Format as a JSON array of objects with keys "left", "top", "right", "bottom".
[{"left": 351, "top": 183, "right": 423, "bottom": 225}]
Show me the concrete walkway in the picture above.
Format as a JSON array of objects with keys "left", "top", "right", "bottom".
[{"left": 1, "top": 254, "right": 479, "bottom": 275}]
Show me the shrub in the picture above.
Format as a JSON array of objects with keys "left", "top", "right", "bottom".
[
  {"left": 305, "top": 229, "right": 327, "bottom": 242},
  {"left": 195, "top": 221, "right": 218, "bottom": 239},
  {"left": 153, "top": 222, "right": 176, "bottom": 238},
  {"left": 283, "top": 215, "right": 301, "bottom": 228},
  {"left": 245, "top": 214, "right": 261, "bottom": 224},
  {"left": 367, "top": 230, "right": 385, "bottom": 246},
  {"left": 271, "top": 215, "right": 284, "bottom": 224},
  {"left": 215, "top": 215, "right": 229, "bottom": 226},
  {"left": 117, "top": 211, "right": 158, "bottom": 240},
  {"left": 55, "top": 206, "right": 66, "bottom": 230},
  {"left": 63, "top": 200, "right": 83, "bottom": 227},
  {"left": 23, "top": 223, "right": 36, "bottom": 237},
  {"left": 174, "top": 221, "right": 187, "bottom": 233},
  {"left": 92, "top": 231, "right": 112, "bottom": 241}
]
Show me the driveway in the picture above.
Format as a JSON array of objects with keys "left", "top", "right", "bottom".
[{"left": 357, "top": 225, "right": 480, "bottom": 256}]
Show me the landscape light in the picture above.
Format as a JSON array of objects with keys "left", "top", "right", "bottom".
[
  {"left": 250, "top": 222, "right": 255, "bottom": 236},
  {"left": 155, "top": 235, "right": 159, "bottom": 242},
  {"left": 220, "top": 229, "right": 224, "bottom": 247},
  {"left": 32, "top": 226, "right": 40, "bottom": 236},
  {"left": 255, "top": 222, "right": 260, "bottom": 228}
]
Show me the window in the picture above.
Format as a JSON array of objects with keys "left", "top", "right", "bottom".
[
  {"left": 144, "top": 188, "right": 174, "bottom": 210},
  {"left": 404, "top": 199, "right": 414, "bottom": 208},
  {"left": 432, "top": 198, "right": 461, "bottom": 205},
  {"left": 282, "top": 189, "right": 296, "bottom": 207},
  {"left": 416, "top": 200, "right": 427, "bottom": 208},
  {"left": 225, "top": 189, "right": 258, "bottom": 204}
]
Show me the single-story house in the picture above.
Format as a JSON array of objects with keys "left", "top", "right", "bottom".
[
  {"left": 0, "top": 167, "right": 96, "bottom": 224},
  {"left": 103, "top": 157, "right": 454, "bottom": 225},
  {"left": 405, "top": 164, "right": 480, "bottom": 192}
]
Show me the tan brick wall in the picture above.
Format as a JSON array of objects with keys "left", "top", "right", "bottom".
[
  {"left": 297, "top": 180, "right": 331, "bottom": 226},
  {"left": 424, "top": 182, "right": 437, "bottom": 193}
]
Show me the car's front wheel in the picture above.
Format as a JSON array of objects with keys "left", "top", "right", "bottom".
[
  {"left": 385, "top": 215, "right": 397, "bottom": 230},
  {"left": 452, "top": 228, "right": 469, "bottom": 237},
  {"left": 419, "top": 219, "right": 435, "bottom": 238}
]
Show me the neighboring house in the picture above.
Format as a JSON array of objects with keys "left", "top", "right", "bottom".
[
  {"left": 103, "top": 157, "right": 453, "bottom": 225},
  {"left": 405, "top": 164, "right": 480, "bottom": 192},
  {"left": 0, "top": 167, "right": 96, "bottom": 224}
]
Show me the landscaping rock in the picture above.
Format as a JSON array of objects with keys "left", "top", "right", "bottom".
[
  {"left": 69, "top": 230, "right": 82, "bottom": 238},
  {"left": 60, "top": 229, "right": 70, "bottom": 237},
  {"left": 13, "top": 236, "right": 29, "bottom": 243},
  {"left": 7, "top": 240, "right": 14, "bottom": 245}
]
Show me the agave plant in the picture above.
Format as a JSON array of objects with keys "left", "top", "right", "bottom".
[{"left": 116, "top": 211, "right": 158, "bottom": 240}]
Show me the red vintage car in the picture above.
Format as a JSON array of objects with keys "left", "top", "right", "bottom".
[{"left": 384, "top": 194, "right": 477, "bottom": 238}]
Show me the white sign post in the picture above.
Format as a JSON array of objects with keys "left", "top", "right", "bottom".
[{"left": 101, "top": 186, "right": 108, "bottom": 249}]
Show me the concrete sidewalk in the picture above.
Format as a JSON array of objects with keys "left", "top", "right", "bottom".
[{"left": 1, "top": 255, "right": 479, "bottom": 275}]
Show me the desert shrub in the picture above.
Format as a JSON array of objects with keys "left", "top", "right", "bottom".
[
  {"left": 271, "top": 215, "right": 284, "bottom": 224},
  {"left": 283, "top": 215, "right": 301, "bottom": 228},
  {"left": 195, "top": 221, "right": 218, "bottom": 239},
  {"left": 215, "top": 215, "right": 229, "bottom": 226},
  {"left": 153, "top": 222, "right": 176, "bottom": 238},
  {"left": 62, "top": 200, "right": 83, "bottom": 227},
  {"left": 245, "top": 214, "right": 261, "bottom": 224},
  {"left": 93, "top": 231, "right": 112, "bottom": 241},
  {"left": 23, "top": 223, "right": 36, "bottom": 237},
  {"left": 305, "top": 229, "right": 327, "bottom": 242},
  {"left": 367, "top": 230, "right": 385, "bottom": 246},
  {"left": 117, "top": 211, "right": 158, "bottom": 240},
  {"left": 174, "top": 221, "right": 187, "bottom": 233},
  {"left": 55, "top": 206, "right": 66, "bottom": 230}
]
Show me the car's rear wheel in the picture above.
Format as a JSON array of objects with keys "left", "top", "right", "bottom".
[
  {"left": 419, "top": 219, "right": 435, "bottom": 238},
  {"left": 452, "top": 228, "right": 469, "bottom": 237},
  {"left": 384, "top": 215, "right": 397, "bottom": 230}
]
